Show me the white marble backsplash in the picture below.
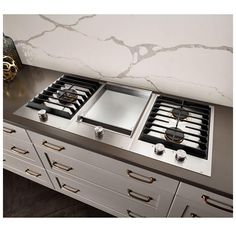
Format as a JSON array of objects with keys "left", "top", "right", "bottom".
[{"left": 3, "top": 15, "right": 233, "bottom": 106}]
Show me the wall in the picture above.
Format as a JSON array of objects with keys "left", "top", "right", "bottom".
[{"left": 3, "top": 15, "right": 233, "bottom": 106}]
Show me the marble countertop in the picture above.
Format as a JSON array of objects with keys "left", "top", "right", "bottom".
[{"left": 3, "top": 65, "right": 233, "bottom": 197}]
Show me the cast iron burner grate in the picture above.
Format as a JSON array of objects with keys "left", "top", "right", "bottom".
[
  {"left": 139, "top": 95, "right": 211, "bottom": 159},
  {"left": 57, "top": 88, "right": 78, "bottom": 105},
  {"left": 27, "top": 75, "right": 101, "bottom": 119},
  {"left": 172, "top": 107, "right": 189, "bottom": 120},
  {"left": 165, "top": 127, "right": 184, "bottom": 143}
]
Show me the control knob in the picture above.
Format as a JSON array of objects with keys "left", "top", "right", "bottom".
[
  {"left": 94, "top": 126, "right": 104, "bottom": 138},
  {"left": 175, "top": 149, "right": 187, "bottom": 162},
  {"left": 154, "top": 143, "right": 165, "bottom": 155},
  {"left": 38, "top": 109, "right": 48, "bottom": 121}
]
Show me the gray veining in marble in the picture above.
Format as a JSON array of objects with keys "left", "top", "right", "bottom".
[
  {"left": 14, "top": 15, "right": 232, "bottom": 79},
  {"left": 3, "top": 14, "right": 233, "bottom": 106}
]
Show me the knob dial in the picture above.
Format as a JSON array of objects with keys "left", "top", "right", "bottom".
[
  {"left": 175, "top": 149, "right": 187, "bottom": 162},
  {"left": 94, "top": 126, "right": 104, "bottom": 138},
  {"left": 154, "top": 143, "right": 165, "bottom": 155},
  {"left": 38, "top": 109, "right": 48, "bottom": 121}
]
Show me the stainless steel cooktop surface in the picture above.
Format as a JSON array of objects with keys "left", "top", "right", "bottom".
[
  {"left": 82, "top": 84, "right": 151, "bottom": 135},
  {"left": 14, "top": 74, "right": 214, "bottom": 177}
]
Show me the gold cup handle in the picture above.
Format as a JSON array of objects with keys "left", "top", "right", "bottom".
[
  {"left": 25, "top": 169, "right": 41, "bottom": 177},
  {"left": 52, "top": 161, "right": 73, "bottom": 172},
  {"left": 3, "top": 127, "right": 16, "bottom": 134},
  {"left": 11, "top": 146, "right": 29, "bottom": 155},
  {"left": 127, "top": 170, "right": 156, "bottom": 184},
  {"left": 42, "top": 141, "right": 65, "bottom": 151},
  {"left": 201, "top": 195, "right": 233, "bottom": 213},
  {"left": 62, "top": 184, "right": 80, "bottom": 194},
  {"left": 128, "top": 189, "right": 153, "bottom": 203},
  {"left": 127, "top": 210, "right": 143, "bottom": 218}
]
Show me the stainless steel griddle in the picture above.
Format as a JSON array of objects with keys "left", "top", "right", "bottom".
[{"left": 80, "top": 84, "right": 151, "bottom": 135}]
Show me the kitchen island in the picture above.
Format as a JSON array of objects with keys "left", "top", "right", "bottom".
[{"left": 3, "top": 65, "right": 233, "bottom": 217}]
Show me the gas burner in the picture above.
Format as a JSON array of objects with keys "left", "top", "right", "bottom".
[
  {"left": 139, "top": 95, "right": 212, "bottom": 160},
  {"left": 25, "top": 75, "right": 101, "bottom": 119},
  {"left": 164, "top": 127, "right": 184, "bottom": 143},
  {"left": 172, "top": 107, "right": 189, "bottom": 120},
  {"left": 57, "top": 88, "right": 78, "bottom": 105}
]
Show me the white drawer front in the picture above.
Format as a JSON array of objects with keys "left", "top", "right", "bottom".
[
  {"left": 168, "top": 183, "right": 233, "bottom": 217},
  {"left": 3, "top": 153, "right": 54, "bottom": 189},
  {"left": 3, "top": 135, "right": 43, "bottom": 166},
  {"left": 3, "top": 122, "right": 30, "bottom": 142},
  {"left": 168, "top": 196, "right": 231, "bottom": 217},
  {"left": 28, "top": 131, "right": 178, "bottom": 194},
  {"left": 49, "top": 172, "right": 172, "bottom": 217},
  {"left": 37, "top": 146, "right": 175, "bottom": 210}
]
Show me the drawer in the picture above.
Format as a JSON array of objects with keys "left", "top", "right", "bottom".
[
  {"left": 3, "top": 135, "right": 43, "bottom": 166},
  {"left": 3, "top": 153, "right": 54, "bottom": 189},
  {"left": 37, "top": 146, "right": 175, "bottom": 210},
  {"left": 3, "top": 122, "right": 30, "bottom": 142},
  {"left": 168, "top": 196, "right": 231, "bottom": 217},
  {"left": 49, "top": 171, "right": 173, "bottom": 217},
  {"left": 29, "top": 131, "right": 178, "bottom": 194},
  {"left": 169, "top": 183, "right": 233, "bottom": 217}
]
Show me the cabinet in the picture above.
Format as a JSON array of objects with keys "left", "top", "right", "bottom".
[
  {"left": 3, "top": 122, "right": 54, "bottom": 189},
  {"left": 50, "top": 171, "right": 172, "bottom": 217},
  {"left": 4, "top": 135, "right": 42, "bottom": 166},
  {"left": 4, "top": 153, "right": 54, "bottom": 189},
  {"left": 168, "top": 183, "right": 233, "bottom": 217},
  {"left": 28, "top": 130, "right": 179, "bottom": 217},
  {"left": 3, "top": 122, "right": 31, "bottom": 142},
  {"left": 4, "top": 123, "right": 232, "bottom": 217}
]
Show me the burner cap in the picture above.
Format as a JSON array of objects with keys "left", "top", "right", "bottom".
[
  {"left": 165, "top": 127, "right": 184, "bottom": 143},
  {"left": 172, "top": 107, "right": 189, "bottom": 120},
  {"left": 57, "top": 88, "right": 78, "bottom": 105}
]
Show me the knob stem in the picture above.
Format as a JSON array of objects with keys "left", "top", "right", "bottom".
[
  {"left": 175, "top": 149, "right": 187, "bottom": 162},
  {"left": 94, "top": 126, "right": 104, "bottom": 138},
  {"left": 38, "top": 109, "right": 48, "bottom": 121},
  {"left": 154, "top": 143, "right": 165, "bottom": 155}
]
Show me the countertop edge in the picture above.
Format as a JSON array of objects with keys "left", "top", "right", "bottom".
[{"left": 3, "top": 114, "right": 233, "bottom": 199}]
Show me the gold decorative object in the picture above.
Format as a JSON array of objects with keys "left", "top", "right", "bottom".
[
  {"left": 3, "top": 55, "right": 18, "bottom": 81},
  {"left": 3, "top": 34, "right": 22, "bottom": 70}
]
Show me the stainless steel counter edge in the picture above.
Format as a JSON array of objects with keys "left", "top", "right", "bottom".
[{"left": 3, "top": 65, "right": 233, "bottom": 198}]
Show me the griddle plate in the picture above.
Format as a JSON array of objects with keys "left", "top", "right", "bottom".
[{"left": 84, "top": 88, "right": 151, "bottom": 135}]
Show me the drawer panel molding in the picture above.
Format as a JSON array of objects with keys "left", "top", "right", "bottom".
[{"left": 3, "top": 154, "right": 54, "bottom": 189}]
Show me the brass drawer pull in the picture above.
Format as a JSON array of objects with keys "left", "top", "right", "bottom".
[
  {"left": 52, "top": 161, "right": 73, "bottom": 172},
  {"left": 127, "top": 210, "right": 143, "bottom": 218},
  {"left": 62, "top": 184, "right": 80, "bottom": 193},
  {"left": 201, "top": 195, "right": 233, "bottom": 213},
  {"left": 128, "top": 189, "right": 153, "bottom": 203},
  {"left": 190, "top": 213, "right": 199, "bottom": 218},
  {"left": 127, "top": 170, "right": 156, "bottom": 184},
  {"left": 3, "top": 127, "right": 16, "bottom": 134},
  {"left": 42, "top": 141, "right": 65, "bottom": 151},
  {"left": 25, "top": 169, "right": 41, "bottom": 177},
  {"left": 11, "top": 146, "right": 29, "bottom": 155}
]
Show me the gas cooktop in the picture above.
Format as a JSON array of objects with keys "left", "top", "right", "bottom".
[
  {"left": 130, "top": 94, "right": 214, "bottom": 176},
  {"left": 139, "top": 95, "right": 211, "bottom": 159},
  {"left": 26, "top": 75, "right": 101, "bottom": 119},
  {"left": 15, "top": 74, "right": 214, "bottom": 176}
]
